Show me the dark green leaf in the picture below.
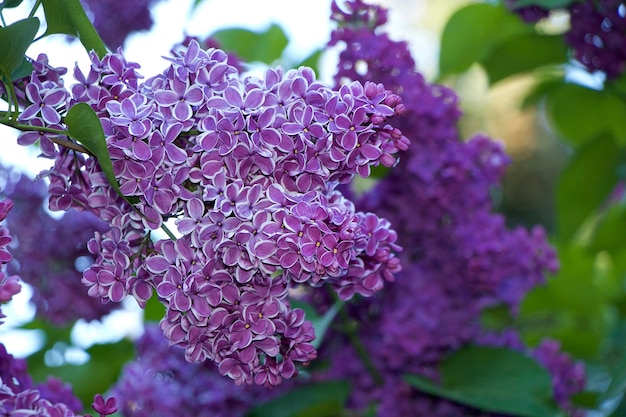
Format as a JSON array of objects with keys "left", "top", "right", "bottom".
[
  {"left": 481, "top": 33, "right": 567, "bottom": 84},
  {"left": 405, "top": 346, "right": 562, "bottom": 417},
  {"left": 10, "top": 57, "right": 33, "bottom": 80},
  {"left": 570, "top": 391, "right": 600, "bottom": 409},
  {"left": 210, "top": 23, "right": 288, "bottom": 64},
  {"left": 438, "top": 3, "right": 529, "bottom": 76},
  {"left": 510, "top": 0, "right": 578, "bottom": 8},
  {"left": 42, "top": 0, "right": 78, "bottom": 36},
  {"left": 546, "top": 83, "right": 626, "bottom": 146},
  {"left": 245, "top": 380, "right": 351, "bottom": 417},
  {"left": 65, "top": 103, "right": 123, "bottom": 197},
  {"left": 556, "top": 135, "right": 622, "bottom": 241},
  {"left": 0, "top": 0, "right": 24, "bottom": 9},
  {"left": 41, "top": 0, "right": 107, "bottom": 57},
  {"left": 0, "top": 17, "right": 39, "bottom": 81}
]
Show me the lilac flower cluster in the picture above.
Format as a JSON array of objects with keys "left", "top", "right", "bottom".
[
  {"left": 309, "top": 1, "right": 586, "bottom": 416},
  {"left": 80, "top": 0, "right": 163, "bottom": 48},
  {"left": 0, "top": 166, "right": 113, "bottom": 325},
  {"left": 0, "top": 343, "right": 116, "bottom": 416},
  {"left": 506, "top": 0, "right": 626, "bottom": 78},
  {"left": 110, "top": 324, "right": 278, "bottom": 417},
  {"left": 566, "top": 0, "right": 626, "bottom": 78},
  {"left": 14, "top": 39, "right": 407, "bottom": 385},
  {"left": 0, "top": 195, "right": 19, "bottom": 324}
]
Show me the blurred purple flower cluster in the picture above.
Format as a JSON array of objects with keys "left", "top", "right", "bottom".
[
  {"left": 0, "top": 343, "right": 115, "bottom": 416},
  {"left": 0, "top": 195, "right": 19, "bottom": 324},
  {"left": 0, "top": 167, "right": 113, "bottom": 325},
  {"left": 80, "top": 0, "right": 163, "bottom": 48},
  {"left": 305, "top": 0, "right": 585, "bottom": 415},
  {"left": 14, "top": 34, "right": 408, "bottom": 385},
  {"left": 506, "top": 0, "right": 626, "bottom": 78},
  {"left": 111, "top": 324, "right": 276, "bottom": 417}
]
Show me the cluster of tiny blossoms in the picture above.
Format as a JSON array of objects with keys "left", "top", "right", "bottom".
[
  {"left": 15, "top": 40, "right": 407, "bottom": 385},
  {"left": 313, "top": 1, "right": 585, "bottom": 416},
  {"left": 0, "top": 196, "right": 19, "bottom": 323},
  {"left": 1, "top": 167, "right": 113, "bottom": 325},
  {"left": 506, "top": 0, "right": 626, "bottom": 78},
  {"left": 80, "top": 0, "right": 163, "bottom": 48}
]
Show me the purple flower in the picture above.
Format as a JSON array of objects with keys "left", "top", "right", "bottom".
[
  {"left": 154, "top": 77, "right": 204, "bottom": 122},
  {"left": 18, "top": 77, "right": 67, "bottom": 125}
]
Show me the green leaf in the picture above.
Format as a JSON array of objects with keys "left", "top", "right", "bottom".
[
  {"left": 292, "top": 49, "right": 323, "bottom": 74},
  {"left": 510, "top": 0, "right": 578, "bottom": 8},
  {"left": 480, "top": 33, "right": 567, "bottom": 84},
  {"left": 41, "top": 0, "right": 107, "bottom": 57},
  {"left": 556, "top": 135, "right": 622, "bottom": 242},
  {"left": 65, "top": 103, "right": 123, "bottom": 197},
  {"left": 520, "top": 75, "right": 565, "bottom": 109},
  {"left": 29, "top": 340, "right": 135, "bottom": 407},
  {"left": 405, "top": 346, "right": 562, "bottom": 417},
  {"left": 290, "top": 299, "right": 343, "bottom": 349},
  {"left": 10, "top": 57, "right": 33, "bottom": 80},
  {"left": 0, "top": 0, "right": 24, "bottom": 9},
  {"left": 589, "top": 206, "right": 626, "bottom": 253},
  {"left": 210, "top": 23, "right": 288, "bottom": 64},
  {"left": 245, "top": 380, "right": 351, "bottom": 417},
  {"left": 519, "top": 245, "right": 612, "bottom": 357},
  {"left": 438, "top": 3, "right": 529, "bottom": 76},
  {"left": 143, "top": 292, "right": 165, "bottom": 322},
  {"left": 0, "top": 17, "right": 39, "bottom": 81},
  {"left": 546, "top": 83, "right": 626, "bottom": 146},
  {"left": 42, "top": 0, "right": 79, "bottom": 36}
]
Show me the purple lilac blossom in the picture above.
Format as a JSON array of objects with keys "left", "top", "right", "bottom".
[
  {"left": 80, "top": 0, "right": 163, "bottom": 48},
  {"left": 0, "top": 343, "right": 112, "bottom": 416},
  {"left": 0, "top": 195, "right": 19, "bottom": 324},
  {"left": 507, "top": 0, "right": 626, "bottom": 78},
  {"left": 306, "top": 1, "right": 585, "bottom": 416},
  {"left": 14, "top": 37, "right": 408, "bottom": 385},
  {"left": 1, "top": 168, "right": 113, "bottom": 326},
  {"left": 110, "top": 324, "right": 278, "bottom": 417},
  {"left": 566, "top": 0, "right": 626, "bottom": 78}
]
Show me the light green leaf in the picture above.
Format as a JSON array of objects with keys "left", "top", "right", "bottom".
[
  {"left": 556, "top": 135, "right": 621, "bottom": 242},
  {"left": 65, "top": 103, "right": 123, "bottom": 197},
  {"left": 520, "top": 245, "right": 612, "bottom": 357},
  {"left": 405, "top": 346, "right": 562, "bottom": 417},
  {"left": 210, "top": 23, "right": 288, "bottom": 64},
  {"left": 0, "top": 17, "right": 39, "bottom": 81},
  {"left": 481, "top": 33, "right": 567, "bottom": 84},
  {"left": 546, "top": 83, "right": 626, "bottom": 146},
  {"left": 245, "top": 380, "right": 351, "bottom": 417},
  {"left": 589, "top": 206, "right": 626, "bottom": 253},
  {"left": 438, "top": 3, "right": 529, "bottom": 76},
  {"left": 29, "top": 340, "right": 135, "bottom": 408}
]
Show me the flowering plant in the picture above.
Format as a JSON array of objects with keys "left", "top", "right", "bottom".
[{"left": 0, "top": 0, "right": 624, "bottom": 416}]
